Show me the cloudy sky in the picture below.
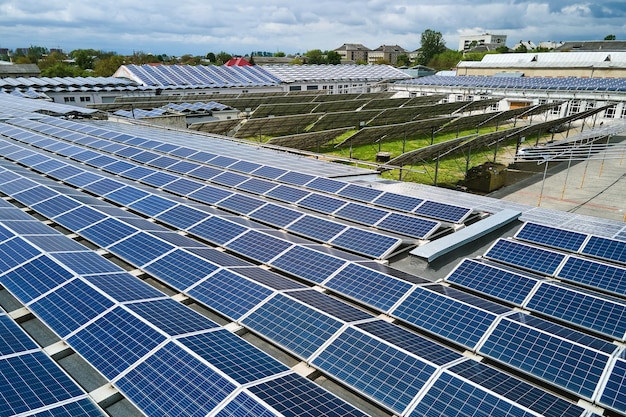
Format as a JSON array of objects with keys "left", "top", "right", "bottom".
[{"left": 1, "top": 0, "right": 625, "bottom": 56}]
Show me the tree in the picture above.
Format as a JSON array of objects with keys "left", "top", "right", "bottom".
[
  {"left": 215, "top": 51, "right": 232, "bottom": 65},
  {"left": 417, "top": 29, "right": 446, "bottom": 66},
  {"left": 37, "top": 51, "right": 66, "bottom": 71},
  {"left": 206, "top": 52, "right": 216, "bottom": 63},
  {"left": 273, "top": 51, "right": 286, "bottom": 57},
  {"left": 93, "top": 55, "right": 125, "bottom": 77},
  {"left": 326, "top": 50, "right": 342, "bottom": 64},
  {"left": 605, "top": 34, "right": 616, "bottom": 40},
  {"left": 40, "top": 63, "right": 86, "bottom": 77},
  {"left": 396, "top": 53, "right": 411, "bottom": 67},
  {"left": 305, "top": 49, "right": 325, "bottom": 64},
  {"left": 71, "top": 49, "right": 95, "bottom": 70},
  {"left": 428, "top": 49, "right": 463, "bottom": 70}
]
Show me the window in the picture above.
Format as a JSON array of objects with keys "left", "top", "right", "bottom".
[
  {"left": 79, "top": 96, "right": 91, "bottom": 102},
  {"left": 64, "top": 97, "right": 76, "bottom": 102},
  {"left": 306, "top": 85, "right": 319, "bottom": 90},
  {"left": 605, "top": 105, "right": 616, "bottom": 119},
  {"left": 568, "top": 100, "right": 581, "bottom": 115},
  {"left": 456, "top": 95, "right": 464, "bottom": 102},
  {"left": 620, "top": 106, "right": 626, "bottom": 119},
  {"left": 289, "top": 86, "right": 301, "bottom": 91}
]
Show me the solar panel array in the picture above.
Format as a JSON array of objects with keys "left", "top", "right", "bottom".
[{"left": 1, "top": 97, "right": 623, "bottom": 417}]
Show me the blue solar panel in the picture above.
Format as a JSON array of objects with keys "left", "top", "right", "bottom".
[
  {"left": 581, "top": 235, "right": 626, "bottom": 264},
  {"left": 188, "top": 184, "right": 233, "bottom": 205},
  {"left": 187, "top": 165, "right": 222, "bottom": 180},
  {"left": 296, "top": 193, "right": 347, "bottom": 214},
  {"left": 286, "top": 215, "right": 346, "bottom": 242},
  {"left": 140, "top": 171, "right": 178, "bottom": 187},
  {"left": 247, "top": 373, "right": 370, "bottom": 417},
  {"left": 51, "top": 251, "right": 125, "bottom": 274},
  {"left": 23, "top": 235, "right": 89, "bottom": 253},
  {"left": 29, "top": 278, "right": 116, "bottom": 337},
  {"left": 277, "top": 171, "right": 315, "bottom": 186},
  {"left": 128, "top": 195, "right": 178, "bottom": 217},
  {"left": 413, "top": 200, "right": 471, "bottom": 223},
  {"left": 377, "top": 213, "right": 440, "bottom": 239},
  {"left": 188, "top": 216, "right": 247, "bottom": 245},
  {"left": 148, "top": 155, "right": 178, "bottom": 169},
  {"left": 161, "top": 178, "right": 204, "bottom": 196},
  {"left": 185, "top": 247, "right": 252, "bottom": 267},
  {"left": 31, "top": 195, "right": 82, "bottom": 217},
  {"left": 219, "top": 193, "right": 267, "bottom": 215},
  {"left": 225, "top": 230, "right": 293, "bottom": 263},
  {"left": 248, "top": 203, "right": 303, "bottom": 228},
  {"left": 54, "top": 206, "right": 108, "bottom": 231},
  {"left": 116, "top": 342, "right": 237, "bottom": 417},
  {"left": 446, "top": 259, "right": 541, "bottom": 305},
  {"left": 337, "top": 183, "right": 384, "bottom": 202},
  {"left": 228, "top": 160, "right": 263, "bottom": 173},
  {"left": 312, "top": 325, "right": 437, "bottom": 415},
  {"left": 557, "top": 255, "right": 626, "bottom": 297},
  {"left": 189, "top": 269, "right": 274, "bottom": 320},
  {"left": 187, "top": 150, "right": 218, "bottom": 163},
  {"left": 0, "top": 314, "right": 39, "bottom": 355},
  {"left": 448, "top": 360, "right": 588, "bottom": 417},
  {"left": 269, "top": 246, "right": 347, "bottom": 284},
  {"left": 393, "top": 285, "right": 502, "bottom": 348},
  {"left": 107, "top": 232, "right": 174, "bottom": 265},
  {"left": 409, "top": 371, "right": 536, "bottom": 417},
  {"left": 334, "top": 202, "right": 388, "bottom": 225},
  {"left": 0, "top": 255, "right": 74, "bottom": 303},
  {"left": 210, "top": 155, "right": 238, "bottom": 168},
  {"left": 49, "top": 164, "right": 84, "bottom": 180},
  {"left": 81, "top": 178, "right": 125, "bottom": 195},
  {"left": 67, "top": 306, "right": 167, "bottom": 379},
  {"left": 479, "top": 312, "right": 613, "bottom": 399},
  {"left": 250, "top": 165, "right": 288, "bottom": 179},
  {"left": 599, "top": 352, "right": 626, "bottom": 415},
  {"left": 287, "top": 289, "right": 372, "bottom": 322},
  {"left": 526, "top": 282, "right": 626, "bottom": 340},
  {"left": 0, "top": 352, "right": 87, "bottom": 416},
  {"left": 214, "top": 392, "right": 279, "bottom": 417},
  {"left": 235, "top": 177, "right": 277, "bottom": 194},
  {"left": 125, "top": 298, "right": 218, "bottom": 335},
  {"left": 264, "top": 184, "right": 310, "bottom": 203},
  {"left": 143, "top": 248, "right": 220, "bottom": 291},
  {"left": 83, "top": 272, "right": 164, "bottom": 302},
  {"left": 356, "top": 320, "right": 463, "bottom": 366},
  {"left": 325, "top": 263, "right": 413, "bottom": 311},
  {"left": 485, "top": 239, "right": 566, "bottom": 275},
  {"left": 80, "top": 217, "right": 139, "bottom": 247},
  {"left": 27, "top": 398, "right": 105, "bottom": 417},
  {"left": 179, "top": 329, "right": 289, "bottom": 384},
  {"left": 373, "top": 192, "right": 424, "bottom": 212},
  {"left": 155, "top": 205, "right": 209, "bottom": 229},
  {"left": 306, "top": 177, "right": 347, "bottom": 193},
  {"left": 0, "top": 177, "right": 37, "bottom": 195},
  {"left": 330, "top": 227, "right": 401, "bottom": 259},
  {"left": 0, "top": 237, "right": 42, "bottom": 271},
  {"left": 122, "top": 166, "right": 157, "bottom": 181},
  {"left": 64, "top": 171, "right": 101, "bottom": 187},
  {"left": 234, "top": 266, "right": 306, "bottom": 290},
  {"left": 515, "top": 222, "right": 588, "bottom": 252},
  {"left": 12, "top": 185, "right": 57, "bottom": 205},
  {"left": 242, "top": 293, "right": 343, "bottom": 358},
  {"left": 104, "top": 186, "right": 150, "bottom": 205}
]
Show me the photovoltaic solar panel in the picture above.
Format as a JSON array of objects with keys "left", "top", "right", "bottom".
[
  {"left": 188, "top": 184, "right": 233, "bottom": 205},
  {"left": 188, "top": 268, "right": 274, "bottom": 320},
  {"left": 325, "top": 263, "right": 413, "bottom": 311},
  {"left": 297, "top": 193, "right": 347, "bottom": 214},
  {"left": 228, "top": 160, "right": 263, "bottom": 173},
  {"left": 125, "top": 298, "right": 218, "bottom": 335},
  {"left": 116, "top": 342, "right": 237, "bottom": 417},
  {"left": 277, "top": 171, "right": 315, "bottom": 186},
  {"left": 161, "top": 178, "right": 204, "bottom": 196},
  {"left": 219, "top": 193, "right": 267, "bottom": 215},
  {"left": 236, "top": 177, "right": 277, "bottom": 194},
  {"left": 312, "top": 325, "right": 437, "bottom": 415},
  {"left": 392, "top": 285, "right": 502, "bottom": 349},
  {"left": 140, "top": 171, "right": 178, "bottom": 187},
  {"left": 12, "top": 185, "right": 57, "bottom": 205},
  {"left": 525, "top": 281, "right": 626, "bottom": 340},
  {"left": 234, "top": 266, "right": 306, "bottom": 291},
  {"left": 188, "top": 215, "right": 247, "bottom": 245},
  {"left": 373, "top": 192, "right": 423, "bottom": 212},
  {"left": 286, "top": 289, "right": 372, "bottom": 322},
  {"left": 515, "top": 222, "right": 588, "bottom": 252},
  {"left": 67, "top": 306, "right": 167, "bottom": 379},
  {"left": 337, "top": 183, "right": 384, "bottom": 202},
  {"left": 598, "top": 352, "right": 626, "bottom": 415},
  {"left": 51, "top": 251, "right": 125, "bottom": 275},
  {"left": 247, "top": 373, "right": 370, "bottom": 417},
  {"left": 31, "top": 195, "right": 82, "bottom": 218},
  {"left": 478, "top": 312, "right": 613, "bottom": 399},
  {"left": 447, "top": 360, "right": 588, "bottom": 417},
  {"left": 269, "top": 246, "right": 347, "bottom": 284},
  {"left": 27, "top": 397, "right": 105, "bottom": 416},
  {"left": 334, "top": 202, "right": 388, "bottom": 225},
  {"left": 581, "top": 235, "right": 626, "bottom": 264},
  {"left": 485, "top": 239, "right": 566, "bottom": 275},
  {"left": 356, "top": 320, "right": 463, "bottom": 366},
  {"left": 251, "top": 165, "right": 288, "bottom": 179},
  {"left": 0, "top": 237, "right": 43, "bottom": 271},
  {"left": 413, "top": 200, "right": 472, "bottom": 223},
  {"left": 80, "top": 217, "right": 139, "bottom": 247},
  {"left": 225, "top": 230, "right": 293, "bottom": 263},
  {"left": 264, "top": 184, "right": 310, "bottom": 203},
  {"left": 23, "top": 235, "right": 89, "bottom": 253},
  {"left": 377, "top": 212, "right": 440, "bottom": 239},
  {"left": 445, "top": 259, "right": 541, "bottom": 305},
  {"left": 178, "top": 329, "right": 289, "bottom": 385},
  {"left": 330, "top": 227, "right": 401, "bottom": 259},
  {"left": 0, "top": 351, "right": 88, "bottom": 416},
  {"left": 214, "top": 392, "right": 279, "bottom": 417},
  {"left": 248, "top": 203, "right": 303, "bottom": 228},
  {"left": 557, "top": 255, "right": 626, "bottom": 297},
  {"left": 143, "top": 248, "right": 220, "bottom": 291},
  {"left": 128, "top": 195, "right": 178, "bottom": 217},
  {"left": 0, "top": 314, "right": 39, "bottom": 355},
  {"left": 155, "top": 204, "right": 209, "bottom": 229},
  {"left": 54, "top": 206, "right": 108, "bottom": 231},
  {"left": 83, "top": 272, "right": 164, "bottom": 302},
  {"left": 185, "top": 247, "right": 252, "bottom": 267},
  {"left": 81, "top": 178, "right": 125, "bottom": 195},
  {"left": 409, "top": 371, "right": 536, "bottom": 417},
  {"left": 242, "top": 293, "right": 343, "bottom": 358}
]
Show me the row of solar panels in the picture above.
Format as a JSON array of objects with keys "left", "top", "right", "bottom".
[
  {"left": 0, "top": 126, "right": 622, "bottom": 416},
  {"left": 400, "top": 75, "right": 626, "bottom": 92},
  {"left": 0, "top": 158, "right": 597, "bottom": 417}
]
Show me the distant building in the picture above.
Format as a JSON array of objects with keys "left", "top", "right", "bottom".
[
  {"left": 333, "top": 43, "right": 370, "bottom": 63},
  {"left": 555, "top": 40, "right": 626, "bottom": 52},
  {"left": 368, "top": 45, "right": 407, "bottom": 65},
  {"left": 458, "top": 33, "right": 507, "bottom": 51},
  {"left": 512, "top": 40, "right": 537, "bottom": 51},
  {"left": 224, "top": 57, "right": 252, "bottom": 66},
  {"left": 0, "top": 63, "right": 40, "bottom": 78}
]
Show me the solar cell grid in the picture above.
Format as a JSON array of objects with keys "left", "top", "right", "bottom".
[
  {"left": 187, "top": 165, "right": 222, "bottom": 181},
  {"left": 242, "top": 293, "right": 344, "bottom": 358},
  {"left": 125, "top": 298, "right": 218, "bottom": 336},
  {"left": 581, "top": 235, "right": 626, "bottom": 264},
  {"left": 479, "top": 312, "right": 612, "bottom": 399},
  {"left": 297, "top": 193, "right": 347, "bottom": 214},
  {"left": 228, "top": 160, "right": 262, "bottom": 173},
  {"left": 83, "top": 272, "right": 165, "bottom": 302},
  {"left": 276, "top": 171, "right": 315, "bottom": 186},
  {"left": 269, "top": 245, "right": 347, "bottom": 284},
  {"left": 557, "top": 256, "right": 626, "bottom": 297},
  {"left": 336, "top": 183, "right": 384, "bottom": 202},
  {"left": 214, "top": 392, "right": 279, "bottom": 417},
  {"left": 120, "top": 166, "right": 156, "bottom": 181},
  {"left": 306, "top": 177, "right": 347, "bottom": 193},
  {"left": 116, "top": 342, "right": 237, "bottom": 417},
  {"left": 264, "top": 184, "right": 310, "bottom": 203},
  {"left": 515, "top": 222, "right": 588, "bottom": 252},
  {"left": 599, "top": 353, "right": 626, "bottom": 415},
  {"left": 178, "top": 329, "right": 289, "bottom": 385},
  {"left": 330, "top": 227, "right": 401, "bottom": 259},
  {"left": 413, "top": 200, "right": 472, "bottom": 223},
  {"left": 247, "top": 373, "right": 370, "bottom": 417},
  {"left": 0, "top": 255, "right": 74, "bottom": 303},
  {"left": 225, "top": 230, "right": 293, "bottom": 263},
  {"left": 0, "top": 314, "right": 39, "bottom": 355},
  {"left": 127, "top": 194, "right": 178, "bottom": 217},
  {"left": 0, "top": 237, "right": 42, "bottom": 271},
  {"left": 334, "top": 202, "right": 388, "bottom": 225},
  {"left": 23, "top": 235, "right": 89, "bottom": 253},
  {"left": 51, "top": 251, "right": 125, "bottom": 275},
  {"left": 188, "top": 268, "right": 274, "bottom": 320},
  {"left": 27, "top": 398, "right": 105, "bottom": 417},
  {"left": 391, "top": 285, "right": 500, "bottom": 349},
  {"left": 376, "top": 212, "right": 440, "bottom": 239},
  {"left": 161, "top": 178, "right": 204, "bottom": 196},
  {"left": 187, "top": 216, "right": 247, "bottom": 245},
  {"left": 185, "top": 247, "right": 252, "bottom": 267},
  {"left": 218, "top": 193, "right": 267, "bottom": 215},
  {"left": 167, "top": 160, "right": 201, "bottom": 174},
  {"left": 139, "top": 171, "right": 178, "bottom": 187},
  {"left": 143, "top": 248, "right": 220, "bottom": 291},
  {"left": 234, "top": 266, "right": 306, "bottom": 290},
  {"left": 30, "top": 195, "right": 82, "bottom": 218},
  {"left": 485, "top": 239, "right": 566, "bottom": 275},
  {"left": 104, "top": 186, "right": 150, "bottom": 205},
  {"left": 188, "top": 184, "right": 233, "bottom": 205},
  {"left": 445, "top": 259, "right": 541, "bottom": 305},
  {"left": 67, "top": 306, "right": 167, "bottom": 379},
  {"left": 286, "top": 289, "right": 372, "bottom": 322},
  {"left": 80, "top": 217, "right": 139, "bottom": 247},
  {"left": 235, "top": 177, "right": 277, "bottom": 194},
  {"left": 311, "top": 325, "right": 437, "bottom": 415},
  {"left": 54, "top": 205, "right": 108, "bottom": 231},
  {"left": 12, "top": 185, "right": 57, "bottom": 205},
  {"left": 248, "top": 203, "right": 303, "bottom": 228},
  {"left": 108, "top": 232, "right": 175, "bottom": 266},
  {"left": 325, "top": 263, "right": 413, "bottom": 311}
]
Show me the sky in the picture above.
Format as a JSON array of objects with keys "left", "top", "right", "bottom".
[{"left": 1, "top": 0, "right": 625, "bottom": 57}]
